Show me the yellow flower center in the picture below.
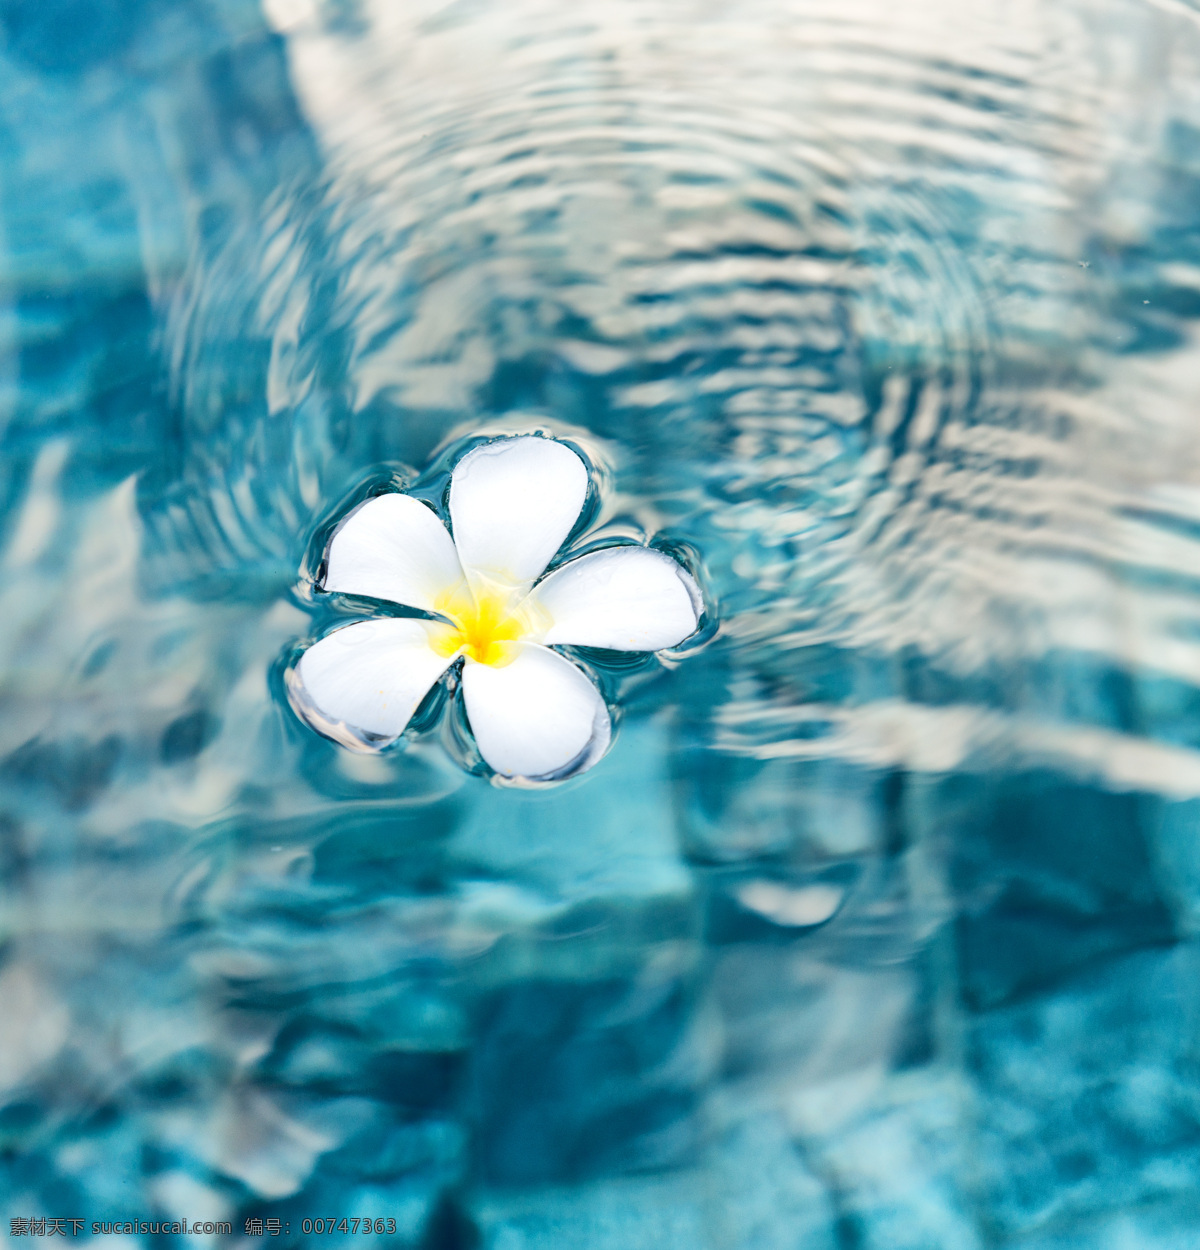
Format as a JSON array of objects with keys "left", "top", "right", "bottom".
[{"left": 429, "top": 581, "right": 546, "bottom": 667}]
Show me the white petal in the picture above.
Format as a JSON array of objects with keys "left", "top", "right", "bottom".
[
  {"left": 449, "top": 437, "right": 589, "bottom": 588},
  {"left": 461, "top": 644, "right": 611, "bottom": 780},
  {"left": 533, "top": 546, "right": 701, "bottom": 650},
  {"left": 323, "top": 493, "right": 464, "bottom": 612},
  {"left": 293, "top": 619, "right": 454, "bottom": 743}
]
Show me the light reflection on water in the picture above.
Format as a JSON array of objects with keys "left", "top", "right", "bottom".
[{"left": 4, "top": 0, "right": 1200, "bottom": 1243}]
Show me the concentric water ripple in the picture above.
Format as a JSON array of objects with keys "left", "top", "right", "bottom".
[{"left": 149, "top": 0, "right": 1200, "bottom": 778}]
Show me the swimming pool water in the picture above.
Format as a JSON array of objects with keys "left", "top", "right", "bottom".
[{"left": 4, "top": 0, "right": 1200, "bottom": 1244}]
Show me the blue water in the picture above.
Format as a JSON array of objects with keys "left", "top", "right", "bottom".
[{"left": 5, "top": 0, "right": 1200, "bottom": 1244}]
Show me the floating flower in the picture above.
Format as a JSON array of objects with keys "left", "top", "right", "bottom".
[{"left": 289, "top": 436, "right": 702, "bottom": 781}]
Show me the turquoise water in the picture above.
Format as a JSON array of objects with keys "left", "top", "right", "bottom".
[{"left": 5, "top": 0, "right": 1200, "bottom": 1244}]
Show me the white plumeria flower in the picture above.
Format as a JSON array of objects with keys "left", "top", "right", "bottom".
[{"left": 290, "top": 436, "right": 702, "bottom": 781}]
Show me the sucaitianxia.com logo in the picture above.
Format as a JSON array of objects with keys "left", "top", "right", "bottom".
[
  {"left": 9, "top": 1218, "right": 234, "bottom": 1236},
  {"left": 10, "top": 1216, "right": 402, "bottom": 1238}
]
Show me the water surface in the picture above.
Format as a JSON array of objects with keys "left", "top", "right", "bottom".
[{"left": 4, "top": 0, "right": 1200, "bottom": 1244}]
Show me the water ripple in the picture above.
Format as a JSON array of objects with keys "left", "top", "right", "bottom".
[{"left": 148, "top": 0, "right": 1200, "bottom": 774}]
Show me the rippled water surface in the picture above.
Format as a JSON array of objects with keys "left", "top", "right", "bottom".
[{"left": 6, "top": 0, "right": 1200, "bottom": 1244}]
